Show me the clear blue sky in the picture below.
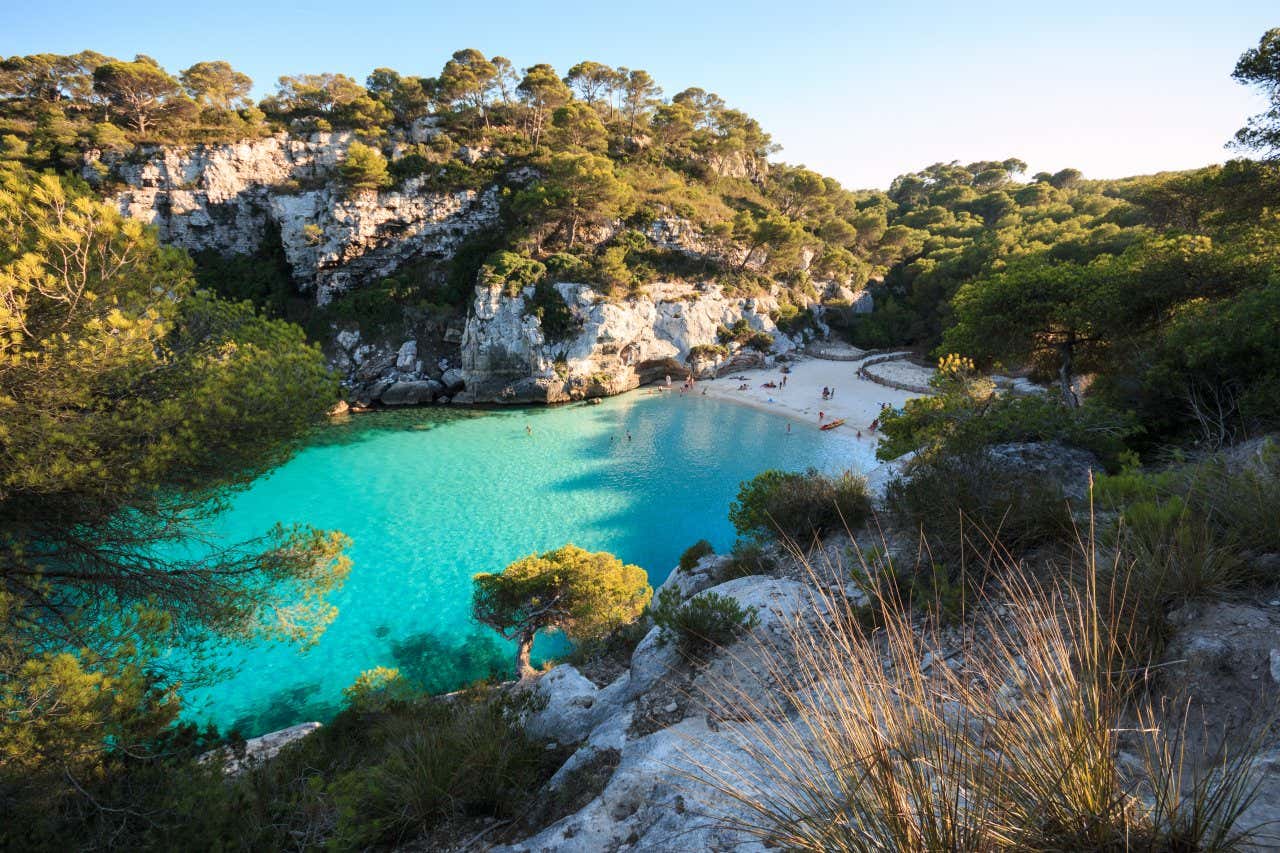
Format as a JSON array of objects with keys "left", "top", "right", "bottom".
[{"left": 3, "top": 1, "right": 1275, "bottom": 188}]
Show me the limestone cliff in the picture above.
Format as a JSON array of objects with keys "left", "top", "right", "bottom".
[
  {"left": 88, "top": 133, "right": 500, "bottom": 304},
  {"left": 95, "top": 135, "right": 870, "bottom": 407},
  {"left": 458, "top": 281, "right": 801, "bottom": 404}
]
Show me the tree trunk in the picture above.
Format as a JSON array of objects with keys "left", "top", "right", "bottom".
[
  {"left": 1057, "top": 336, "right": 1078, "bottom": 408},
  {"left": 515, "top": 630, "right": 537, "bottom": 679},
  {"left": 567, "top": 215, "right": 578, "bottom": 249}
]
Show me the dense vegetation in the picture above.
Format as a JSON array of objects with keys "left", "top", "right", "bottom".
[
  {"left": 1, "top": 26, "right": 1278, "bottom": 851},
  {"left": 0, "top": 46, "right": 931, "bottom": 334},
  {"left": 0, "top": 165, "right": 349, "bottom": 845}
]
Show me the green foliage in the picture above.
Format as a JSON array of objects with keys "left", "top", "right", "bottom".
[
  {"left": 472, "top": 544, "right": 652, "bottom": 676},
  {"left": 530, "top": 280, "right": 578, "bottom": 342},
  {"left": 678, "top": 539, "right": 715, "bottom": 571},
  {"left": 720, "top": 539, "right": 776, "bottom": 580},
  {"left": 688, "top": 343, "right": 729, "bottom": 360},
  {"left": 1230, "top": 28, "right": 1280, "bottom": 158},
  {"left": 876, "top": 358, "right": 1138, "bottom": 468},
  {"left": 1091, "top": 448, "right": 1280, "bottom": 659},
  {"left": 649, "top": 586, "right": 759, "bottom": 656},
  {"left": 339, "top": 140, "right": 391, "bottom": 192},
  {"left": 482, "top": 249, "right": 547, "bottom": 296},
  {"left": 716, "top": 317, "right": 774, "bottom": 351},
  {"left": 729, "top": 468, "right": 872, "bottom": 542},
  {"left": 11, "top": 682, "right": 555, "bottom": 850},
  {"left": 191, "top": 221, "right": 295, "bottom": 316},
  {"left": 0, "top": 167, "right": 350, "bottom": 830},
  {"left": 513, "top": 152, "right": 632, "bottom": 250},
  {"left": 884, "top": 451, "right": 1076, "bottom": 569}
]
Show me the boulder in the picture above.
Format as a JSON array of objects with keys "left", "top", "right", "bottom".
[
  {"left": 440, "top": 367, "right": 466, "bottom": 391},
  {"left": 378, "top": 379, "right": 441, "bottom": 406}
]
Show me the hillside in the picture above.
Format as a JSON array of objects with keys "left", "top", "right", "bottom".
[{"left": 2, "top": 30, "right": 1280, "bottom": 851}]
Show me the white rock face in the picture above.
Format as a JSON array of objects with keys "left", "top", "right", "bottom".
[
  {"left": 460, "top": 281, "right": 802, "bottom": 403},
  {"left": 94, "top": 134, "right": 500, "bottom": 303},
  {"left": 498, "top": 574, "right": 820, "bottom": 852}
]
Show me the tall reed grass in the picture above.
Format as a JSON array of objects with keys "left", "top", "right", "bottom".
[{"left": 683, "top": 530, "right": 1265, "bottom": 851}]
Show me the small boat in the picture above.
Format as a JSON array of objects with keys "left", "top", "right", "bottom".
[{"left": 820, "top": 418, "right": 846, "bottom": 431}]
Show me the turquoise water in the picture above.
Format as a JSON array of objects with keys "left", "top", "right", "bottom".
[{"left": 180, "top": 391, "right": 872, "bottom": 735}]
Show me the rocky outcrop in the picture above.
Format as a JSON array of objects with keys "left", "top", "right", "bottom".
[
  {"left": 90, "top": 133, "right": 500, "bottom": 304},
  {"left": 503, "top": 569, "right": 816, "bottom": 852},
  {"left": 458, "top": 281, "right": 803, "bottom": 404},
  {"left": 97, "top": 135, "right": 865, "bottom": 408}
]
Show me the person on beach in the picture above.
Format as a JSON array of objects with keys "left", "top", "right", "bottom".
[
  {"left": 830, "top": 387, "right": 836, "bottom": 398},
  {"left": 787, "top": 422, "right": 792, "bottom": 434},
  {"left": 857, "top": 429, "right": 862, "bottom": 438},
  {"left": 665, "top": 374, "right": 671, "bottom": 387},
  {"left": 822, "top": 386, "right": 829, "bottom": 399},
  {"left": 819, "top": 411, "right": 825, "bottom": 422},
  {"left": 626, "top": 431, "right": 632, "bottom": 441},
  {"left": 525, "top": 424, "right": 532, "bottom": 436}
]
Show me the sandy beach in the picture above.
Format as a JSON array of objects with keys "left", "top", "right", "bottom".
[{"left": 671, "top": 356, "right": 926, "bottom": 441}]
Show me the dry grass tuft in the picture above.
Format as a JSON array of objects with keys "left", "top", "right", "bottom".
[{"left": 680, "top": 530, "right": 1265, "bottom": 851}]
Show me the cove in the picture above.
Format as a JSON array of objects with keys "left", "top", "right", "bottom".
[{"left": 179, "top": 390, "right": 874, "bottom": 736}]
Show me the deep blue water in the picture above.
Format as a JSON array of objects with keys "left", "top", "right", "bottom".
[{"left": 177, "top": 391, "right": 873, "bottom": 735}]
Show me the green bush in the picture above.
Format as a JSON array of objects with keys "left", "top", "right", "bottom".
[
  {"left": 884, "top": 451, "right": 1075, "bottom": 569},
  {"left": 687, "top": 343, "right": 728, "bottom": 360},
  {"left": 649, "top": 586, "right": 759, "bottom": 656},
  {"left": 327, "top": 691, "right": 547, "bottom": 848},
  {"left": 481, "top": 250, "right": 547, "bottom": 296},
  {"left": 877, "top": 371, "right": 1137, "bottom": 469},
  {"left": 530, "top": 280, "right": 578, "bottom": 342},
  {"left": 678, "top": 539, "right": 715, "bottom": 571},
  {"left": 719, "top": 539, "right": 776, "bottom": 580},
  {"left": 729, "top": 468, "right": 872, "bottom": 542},
  {"left": 339, "top": 141, "right": 391, "bottom": 192},
  {"left": 1094, "top": 442, "right": 1280, "bottom": 657},
  {"left": 544, "top": 251, "right": 594, "bottom": 282}
]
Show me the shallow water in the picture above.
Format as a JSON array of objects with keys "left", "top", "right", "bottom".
[{"left": 178, "top": 391, "right": 873, "bottom": 735}]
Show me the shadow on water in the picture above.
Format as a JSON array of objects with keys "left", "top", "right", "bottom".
[
  {"left": 183, "top": 390, "right": 869, "bottom": 737},
  {"left": 229, "top": 681, "right": 339, "bottom": 738},
  {"left": 389, "top": 628, "right": 512, "bottom": 692}
]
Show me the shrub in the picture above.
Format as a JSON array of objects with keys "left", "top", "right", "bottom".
[
  {"left": 388, "top": 150, "right": 433, "bottom": 183},
  {"left": 687, "top": 343, "right": 729, "bottom": 360},
  {"left": 720, "top": 539, "right": 776, "bottom": 580},
  {"left": 544, "top": 251, "right": 593, "bottom": 282},
  {"left": 327, "top": 690, "right": 547, "bottom": 848},
  {"left": 716, "top": 317, "right": 774, "bottom": 352},
  {"left": 481, "top": 250, "right": 547, "bottom": 296},
  {"left": 771, "top": 301, "right": 811, "bottom": 335},
  {"left": 743, "top": 330, "right": 775, "bottom": 352},
  {"left": 693, "top": 547, "right": 1265, "bottom": 851},
  {"left": 678, "top": 539, "right": 715, "bottom": 571},
  {"left": 342, "top": 666, "right": 412, "bottom": 711},
  {"left": 530, "top": 280, "right": 578, "bottom": 342},
  {"left": 729, "top": 468, "right": 872, "bottom": 543},
  {"left": 877, "top": 367, "right": 1137, "bottom": 468},
  {"left": 884, "top": 451, "right": 1076, "bottom": 569},
  {"left": 339, "top": 140, "right": 391, "bottom": 192},
  {"left": 1094, "top": 441, "right": 1280, "bottom": 657},
  {"left": 649, "top": 586, "right": 759, "bottom": 657}
]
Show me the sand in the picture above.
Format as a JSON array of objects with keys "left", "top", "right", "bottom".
[{"left": 686, "top": 356, "right": 923, "bottom": 440}]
